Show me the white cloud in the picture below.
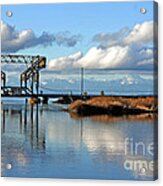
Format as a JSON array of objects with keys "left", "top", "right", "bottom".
[
  {"left": 48, "top": 51, "right": 83, "bottom": 70},
  {"left": 1, "top": 21, "right": 81, "bottom": 53},
  {"left": 48, "top": 46, "right": 131, "bottom": 70},
  {"left": 48, "top": 21, "right": 156, "bottom": 70},
  {"left": 123, "top": 21, "right": 153, "bottom": 46},
  {"left": 75, "top": 46, "right": 131, "bottom": 69},
  {"left": 93, "top": 21, "right": 156, "bottom": 48}
]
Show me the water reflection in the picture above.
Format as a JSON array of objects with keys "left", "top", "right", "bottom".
[
  {"left": 1, "top": 102, "right": 157, "bottom": 180},
  {"left": 1, "top": 103, "right": 45, "bottom": 151},
  {"left": 70, "top": 112, "right": 156, "bottom": 123}
]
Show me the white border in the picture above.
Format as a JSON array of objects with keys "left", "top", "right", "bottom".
[{"left": 0, "top": 0, "right": 162, "bottom": 186}]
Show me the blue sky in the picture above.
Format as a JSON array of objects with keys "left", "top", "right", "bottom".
[
  {"left": 2, "top": 2, "right": 154, "bottom": 60},
  {"left": 1, "top": 2, "right": 157, "bottom": 95}
]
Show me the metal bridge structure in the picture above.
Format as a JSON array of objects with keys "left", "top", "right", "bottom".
[{"left": 1, "top": 55, "right": 46, "bottom": 97}]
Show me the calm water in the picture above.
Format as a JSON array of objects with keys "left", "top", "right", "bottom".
[{"left": 1, "top": 102, "right": 157, "bottom": 180}]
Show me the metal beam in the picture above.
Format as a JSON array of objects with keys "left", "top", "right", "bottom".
[
  {"left": 1, "top": 54, "right": 46, "bottom": 65},
  {"left": 1, "top": 54, "right": 46, "bottom": 96}
]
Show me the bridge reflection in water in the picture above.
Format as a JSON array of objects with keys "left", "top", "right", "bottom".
[{"left": 1, "top": 102, "right": 46, "bottom": 150}]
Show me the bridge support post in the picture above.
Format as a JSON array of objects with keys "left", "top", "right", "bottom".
[
  {"left": 36, "top": 71, "right": 39, "bottom": 95},
  {"left": 1, "top": 71, "right": 6, "bottom": 87}
]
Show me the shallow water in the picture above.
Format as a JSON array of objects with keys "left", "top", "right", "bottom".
[{"left": 1, "top": 102, "right": 157, "bottom": 180}]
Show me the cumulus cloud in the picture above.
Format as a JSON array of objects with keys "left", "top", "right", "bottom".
[
  {"left": 48, "top": 51, "right": 83, "bottom": 70},
  {"left": 48, "top": 46, "right": 132, "bottom": 70},
  {"left": 93, "top": 27, "right": 129, "bottom": 47},
  {"left": 75, "top": 46, "right": 131, "bottom": 69},
  {"left": 48, "top": 20, "right": 157, "bottom": 70},
  {"left": 123, "top": 21, "right": 154, "bottom": 46},
  {"left": 93, "top": 21, "right": 155, "bottom": 48},
  {"left": 1, "top": 21, "right": 81, "bottom": 53}
]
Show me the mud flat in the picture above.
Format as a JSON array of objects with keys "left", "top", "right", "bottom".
[{"left": 68, "top": 96, "right": 158, "bottom": 116}]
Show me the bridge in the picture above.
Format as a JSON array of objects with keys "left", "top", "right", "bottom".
[
  {"left": 1, "top": 54, "right": 89, "bottom": 102},
  {"left": 1, "top": 54, "right": 46, "bottom": 97}
]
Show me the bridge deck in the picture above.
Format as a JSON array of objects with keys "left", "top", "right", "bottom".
[
  {"left": 1, "top": 93, "right": 89, "bottom": 98},
  {"left": 1, "top": 93, "right": 152, "bottom": 98}
]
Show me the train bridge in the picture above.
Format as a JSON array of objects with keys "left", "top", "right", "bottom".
[
  {"left": 1, "top": 54, "right": 46, "bottom": 97},
  {"left": 1, "top": 54, "right": 89, "bottom": 103}
]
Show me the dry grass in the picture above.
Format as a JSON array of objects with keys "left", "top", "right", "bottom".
[{"left": 69, "top": 96, "right": 157, "bottom": 112}]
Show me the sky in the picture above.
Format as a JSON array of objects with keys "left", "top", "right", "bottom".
[
  {"left": 1, "top": 1, "right": 158, "bottom": 95},
  {"left": 1, "top": 1, "right": 157, "bottom": 69}
]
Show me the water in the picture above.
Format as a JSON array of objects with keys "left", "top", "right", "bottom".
[{"left": 1, "top": 102, "right": 157, "bottom": 180}]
